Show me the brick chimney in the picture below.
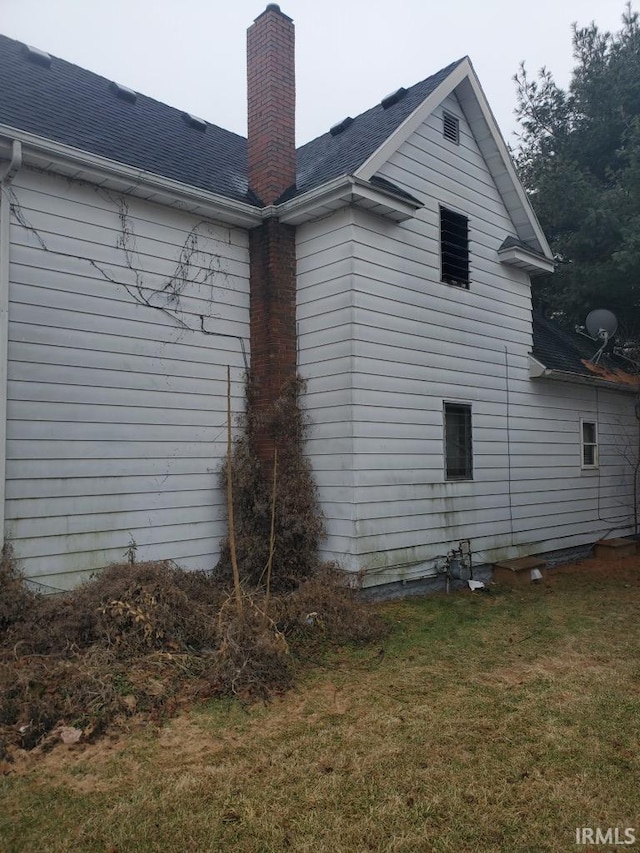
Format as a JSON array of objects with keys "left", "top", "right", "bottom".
[
  {"left": 247, "top": 5, "right": 297, "bottom": 464},
  {"left": 247, "top": 4, "right": 296, "bottom": 206}
]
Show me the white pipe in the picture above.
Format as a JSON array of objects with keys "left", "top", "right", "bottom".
[{"left": 0, "top": 139, "right": 23, "bottom": 545}]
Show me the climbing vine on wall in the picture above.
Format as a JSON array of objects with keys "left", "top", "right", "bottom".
[{"left": 9, "top": 182, "right": 231, "bottom": 336}]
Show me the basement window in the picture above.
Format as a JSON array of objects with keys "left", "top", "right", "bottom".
[
  {"left": 443, "top": 111, "right": 459, "bottom": 144},
  {"left": 440, "top": 207, "right": 470, "bottom": 287},
  {"left": 581, "top": 419, "right": 598, "bottom": 468},
  {"left": 444, "top": 403, "right": 473, "bottom": 480}
]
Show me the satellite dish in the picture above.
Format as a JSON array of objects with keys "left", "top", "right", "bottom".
[{"left": 585, "top": 309, "right": 618, "bottom": 341}]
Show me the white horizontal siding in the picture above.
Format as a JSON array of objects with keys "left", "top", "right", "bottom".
[
  {"left": 344, "top": 93, "right": 636, "bottom": 582},
  {"left": 6, "top": 168, "right": 249, "bottom": 588},
  {"left": 297, "top": 209, "right": 359, "bottom": 569}
]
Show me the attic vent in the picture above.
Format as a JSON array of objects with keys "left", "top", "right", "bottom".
[
  {"left": 381, "top": 87, "right": 407, "bottom": 109},
  {"left": 329, "top": 116, "right": 354, "bottom": 137},
  {"left": 182, "top": 113, "right": 207, "bottom": 131},
  {"left": 24, "top": 45, "right": 52, "bottom": 68},
  {"left": 443, "top": 111, "right": 459, "bottom": 144},
  {"left": 109, "top": 82, "right": 137, "bottom": 104}
]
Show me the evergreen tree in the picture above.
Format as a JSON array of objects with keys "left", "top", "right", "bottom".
[{"left": 514, "top": 4, "right": 640, "bottom": 339}]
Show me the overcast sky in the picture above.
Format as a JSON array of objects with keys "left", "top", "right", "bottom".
[{"left": 2, "top": 0, "right": 629, "bottom": 147}]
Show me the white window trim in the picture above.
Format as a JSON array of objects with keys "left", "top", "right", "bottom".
[{"left": 580, "top": 418, "right": 599, "bottom": 470}]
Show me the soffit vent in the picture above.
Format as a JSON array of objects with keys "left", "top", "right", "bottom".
[
  {"left": 443, "top": 111, "right": 460, "bottom": 144},
  {"left": 182, "top": 113, "right": 207, "bottom": 131},
  {"left": 109, "top": 82, "right": 137, "bottom": 104},
  {"left": 23, "top": 45, "right": 52, "bottom": 68},
  {"left": 381, "top": 87, "right": 407, "bottom": 109},
  {"left": 329, "top": 116, "right": 354, "bottom": 136}
]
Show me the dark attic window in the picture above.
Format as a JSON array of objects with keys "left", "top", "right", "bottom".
[
  {"left": 440, "top": 206, "right": 470, "bottom": 288},
  {"left": 443, "top": 111, "right": 460, "bottom": 144}
]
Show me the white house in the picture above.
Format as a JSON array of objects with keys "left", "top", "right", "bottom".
[{"left": 0, "top": 5, "right": 636, "bottom": 592}]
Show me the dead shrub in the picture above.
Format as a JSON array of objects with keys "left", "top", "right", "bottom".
[
  {"left": 0, "top": 544, "right": 36, "bottom": 632},
  {"left": 0, "top": 561, "right": 226, "bottom": 751},
  {"left": 6, "top": 561, "right": 221, "bottom": 658},
  {"left": 278, "top": 564, "right": 389, "bottom": 647},
  {"left": 0, "top": 557, "right": 386, "bottom": 753},
  {"left": 202, "top": 592, "right": 293, "bottom": 700},
  {"left": 216, "top": 374, "right": 325, "bottom": 591}
]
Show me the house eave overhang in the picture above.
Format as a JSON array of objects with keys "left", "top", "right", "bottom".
[
  {"left": 354, "top": 57, "right": 554, "bottom": 263},
  {"left": 0, "top": 126, "right": 263, "bottom": 228},
  {"left": 528, "top": 355, "right": 639, "bottom": 394},
  {"left": 498, "top": 245, "right": 555, "bottom": 275},
  {"left": 276, "top": 175, "right": 421, "bottom": 225}
]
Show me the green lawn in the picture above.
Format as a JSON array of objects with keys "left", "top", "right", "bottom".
[{"left": 2, "top": 557, "right": 639, "bottom": 853}]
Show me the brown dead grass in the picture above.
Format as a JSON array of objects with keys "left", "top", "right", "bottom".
[{"left": 1, "top": 555, "right": 639, "bottom": 852}]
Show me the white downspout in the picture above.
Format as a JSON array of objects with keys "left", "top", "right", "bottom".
[{"left": 0, "top": 140, "right": 23, "bottom": 545}]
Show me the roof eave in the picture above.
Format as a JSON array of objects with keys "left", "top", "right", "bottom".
[
  {"left": 276, "top": 175, "right": 421, "bottom": 225},
  {"left": 528, "top": 356, "right": 639, "bottom": 393},
  {"left": 0, "top": 126, "right": 262, "bottom": 228},
  {"left": 498, "top": 245, "right": 555, "bottom": 275},
  {"left": 354, "top": 58, "right": 554, "bottom": 262}
]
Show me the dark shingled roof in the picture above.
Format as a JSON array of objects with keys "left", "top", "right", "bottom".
[
  {"left": 0, "top": 34, "right": 252, "bottom": 204},
  {"left": 0, "top": 32, "right": 463, "bottom": 206},
  {"left": 295, "top": 59, "right": 465, "bottom": 197},
  {"left": 532, "top": 313, "right": 635, "bottom": 381}
]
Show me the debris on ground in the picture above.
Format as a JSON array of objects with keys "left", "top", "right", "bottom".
[{"left": 0, "top": 553, "right": 386, "bottom": 759}]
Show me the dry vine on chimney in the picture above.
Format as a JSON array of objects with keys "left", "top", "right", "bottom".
[{"left": 215, "top": 372, "right": 326, "bottom": 591}]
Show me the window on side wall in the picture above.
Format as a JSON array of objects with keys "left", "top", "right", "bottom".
[
  {"left": 440, "top": 207, "right": 470, "bottom": 288},
  {"left": 581, "top": 419, "right": 598, "bottom": 468},
  {"left": 444, "top": 402, "right": 473, "bottom": 480}
]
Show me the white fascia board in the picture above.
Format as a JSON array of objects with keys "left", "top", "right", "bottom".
[
  {"left": 528, "top": 361, "right": 638, "bottom": 394},
  {"left": 528, "top": 355, "right": 547, "bottom": 378},
  {"left": 354, "top": 58, "right": 554, "bottom": 263},
  {"left": 276, "top": 175, "right": 420, "bottom": 225},
  {"left": 498, "top": 245, "right": 555, "bottom": 275},
  {"left": 0, "top": 126, "right": 262, "bottom": 229},
  {"left": 355, "top": 59, "right": 472, "bottom": 182},
  {"left": 454, "top": 70, "right": 552, "bottom": 261}
]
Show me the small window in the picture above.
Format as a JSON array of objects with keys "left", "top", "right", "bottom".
[
  {"left": 440, "top": 207, "right": 470, "bottom": 287},
  {"left": 581, "top": 420, "right": 598, "bottom": 468},
  {"left": 444, "top": 403, "right": 473, "bottom": 480},
  {"left": 443, "top": 111, "right": 459, "bottom": 144}
]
